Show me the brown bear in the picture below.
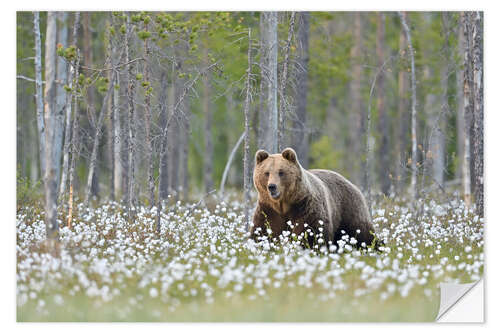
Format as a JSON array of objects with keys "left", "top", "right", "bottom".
[{"left": 250, "top": 147, "right": 379, "bottom": 249}]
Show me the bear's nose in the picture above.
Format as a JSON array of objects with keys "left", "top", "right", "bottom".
[{"left": 268, "top": 184, "right": 277, "bottom": 192}]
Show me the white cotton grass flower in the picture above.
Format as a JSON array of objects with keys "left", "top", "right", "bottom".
[{"left": 16, "top": 194, "right": 483, "bottom": 319}]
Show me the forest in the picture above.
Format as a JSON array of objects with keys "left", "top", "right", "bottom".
[{"left": 16, "top": 11, "right": 484, "bottom": 322}]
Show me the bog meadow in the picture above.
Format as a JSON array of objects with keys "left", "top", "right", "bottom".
[{"left": 16, "top": 11, "right": 484, "bottom": 321}]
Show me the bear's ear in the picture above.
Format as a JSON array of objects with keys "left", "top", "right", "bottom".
[
  {"left": 282, "top": 147, "right": 298, "bottom": 164},
  {"left": 255, "top": 150, "right": 269, "bottom": 164}
]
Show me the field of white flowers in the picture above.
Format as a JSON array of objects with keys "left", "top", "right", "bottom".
[{"left": 16, "top": 193, "right": 483, "bottom": 322}]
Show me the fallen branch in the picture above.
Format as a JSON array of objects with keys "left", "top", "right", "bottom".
[{"left": 219, "top": 131, "right": 245, "bottom": 196}]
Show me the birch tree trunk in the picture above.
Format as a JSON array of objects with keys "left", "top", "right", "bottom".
[
  {"left": 292, "top": 12, "right": 310, "bottom": 168},
  {"left": 33, "top": 12, "right": 45, "bottom": 178},
  {"left": 53, "top": 12, "right": 68, "bottom": 198},
  {"left": 456, "top": 13, "right": 466, "bottom": 188},
  {"left": 260, "top": 12, "right": 278, "bottom": 153},
  {"left": 430, "top": 13, "right": 451, "bottom": 188},
  {"left": 113, "top": 74, "right": 122, "bottom": 197},
  {"left": 376, "top": 13, "right": 390, "bottom": 195},
  {"left": 472, "top": 11, "right": 484, "bottom": 217},
  {"left": 203, "top": 47, "right": 214, "bottom": 192},
  {"left": 399, "top": 12, "right": 419, "bottom": 200},
  {"left": 278, "top": 12, "right": 295, "bottom": 152},
  {"left": 60, "top": 12, "right": 80, "bottom": 199},
  {"left": 43, "top": 12, "right": 59, "bottom": 241},
  {"left": 180, "top": 95, "right": 190, "bottom": 200},
  {"left": 462, "top": 12, "right": 474, "bottom": 208},
  {"left": 257, "top": 16, "right": 267, "bottom": 150},
  {"left": 243, "top": 28, "right": 253, "bottom": 229}
]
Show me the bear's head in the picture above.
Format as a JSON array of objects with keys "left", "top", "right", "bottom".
[{"left": 253, "top": 147, "right": 303, "bottom": 203}]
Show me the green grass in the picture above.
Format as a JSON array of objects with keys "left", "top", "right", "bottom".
[{"left": 17, "top": 285, "right": 439, "bottom": 322}]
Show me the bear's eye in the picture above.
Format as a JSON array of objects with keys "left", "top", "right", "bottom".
[
  {"left": 279, "top": 170, "right": 284, "bottom": 177},
  {"left": 264, "top": 172, "right": 270, "bottom": 177}
]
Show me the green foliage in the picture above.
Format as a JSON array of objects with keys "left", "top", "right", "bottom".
[
  {"left": 309, "top": 135, "right": 343, "bottom": 172},
  {"left": 16, "top": 169, "right": 42, "bottom": 211},
  {"left": 137, "top": 30, "right": 152, "bottom": 40}
]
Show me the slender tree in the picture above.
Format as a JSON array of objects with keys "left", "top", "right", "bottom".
[
  {"left": 278, "top": 12, "right": 295, "bottom": 151},
  {"left": 53, "top": 12, "right": 68, "bottom": 198},
  {"left": 142, "top": 18, "right": 155, "bottom": 206},
  {"left": 260, "top": 12, "right": 278, "bottom": 153},
  {"left": 59, "top": 12, "right": 80, "bottom": 199},
  {"left": 203, "top": 46, "right": 214, "bottom": 192},
  {"left": 462, "top": 12, "right": 475, "bottom": 208},
  {"left": 349, "top": 12, "right": 364, "bottom": 187},
  {"left": 126, "top": 14, "right": 137, "bottom": 218},
  {"left": 84, "top": 71, "right": 116, "bottom": 207},
  {"left": 33, "top": 12, "right": 45, "bottom": 178},
  {"left": 472, "top": 11, "right": 483, "bottom": 217},
  {"left": 158, "top": 71, "right": 169, "bottom": 200},
  {"left": 456, "top": 13, "right": 470, "bottom": 205},
  {"left": 43, "top": 12, "right": 59, "bottom": 241},
  {"left": 396, "top": 24, "right": 409, "bottom": 194},
  {"left": 399, "top": 12, "right": 418, "bottom": 200},
  {"left": 243, "top": 28, "right": 253, "bottom": 229},
  {"left": 376, "top": 13, "right": 390, "bottom": 195},
  {"left": 292, "top": 12, "right": 310, "bottom": 168}
]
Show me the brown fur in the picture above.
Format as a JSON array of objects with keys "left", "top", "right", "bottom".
[{"left": 250, "top": 148, "right": 378, "bottom": 249}]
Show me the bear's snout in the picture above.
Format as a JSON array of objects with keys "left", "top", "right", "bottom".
[{"left": 268, "top": 184, "right": 280, "bottom": 199}]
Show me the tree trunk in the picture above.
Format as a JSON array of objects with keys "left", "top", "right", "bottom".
[
  {"left": 396, "top": 26, "right": 409, "bottom": 194},
  {"left": 143, "top": 22, "right": 155, "bottom": 206},
  {"left": 292, "top": 12, "right": 310, "bottom": 168},
  {"left": 462, "top": 12, "right": 475, "bottom": 208},
  {"left": 109, "top": 66, "right": 115, "bottom": 201},
  {"left": 82, "top": 13, "right": 94, "bottom": 110},
  {"left": 126, "top": 14, "right": 137, "bottom": 217},
  {"left": 257, "top": 16, "right": 267, "bottom": 150},
  {"left": 376, "top": 13, "right": 390, "bottom": 195},
  {"left": 43, "top": 12, "right": 59, "bottom": 241},
  {"left": 158, "top": 71, "right": 169, "bottom": 200},
  {"left": 278, "top": 12, "right": 295, "bottom": 151},
  {"left": 456, "top": 14, "right": 466, "bottom": 187},
  {"left": 260, "top": 12, "right": 278, "bottom": 153},
  {"left": 167, "top": 80, "right": 179, "bottom": 196},
  {"left": 33, "top": 12, "right": 45, "bottom": 179},
  {"left": 180, "top": 96, "right": 190, "bottom": 200},
  {"left": 203, "top": 47, "right": 214, "bottom": 192},
  {"left": 349, "top": 12, "right": 364, "bottom": 187},
  {"left": 112, "top": 72, "right": 122, "bottom": 198},
  {"left": 156, "top": 71, "right": 169, "bottom": 233},
  {"left": 67, "top": 48, "right": 80, "bottom": 229},
  {"left": 59, "top": 12, "right": 80, "bottom": 199},
  {"left": 53, "top": 12, "right": 68, "bottom": 198},
  {"left": 82, "top": 13, "right": 100, "bottom": 199},
  {"left": 399, "top": 12, "right": 418, "bottom": 200},
  {"left": 243, "top": 28, "right": 253, "bottom": 229},
  {"left": 84, "top": 72, "right": 116, "bottom": 207},
  {"left": 472, "top": 11, "right": 483, "bottom": 217}
]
